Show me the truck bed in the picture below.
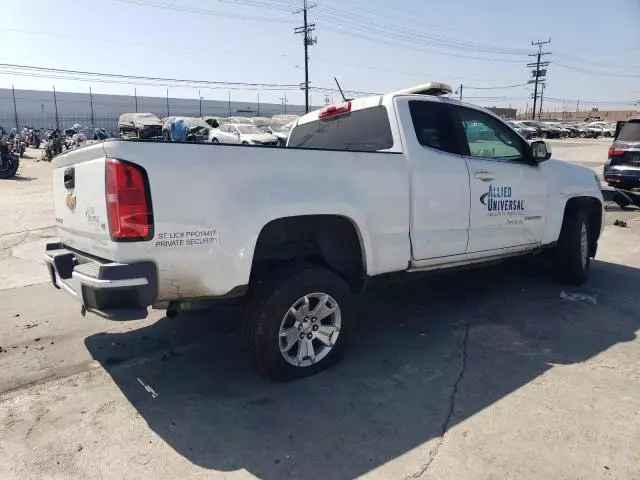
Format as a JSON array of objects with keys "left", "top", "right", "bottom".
[{"left": 51, "top": 139, "right": 411, "bottom": 301}]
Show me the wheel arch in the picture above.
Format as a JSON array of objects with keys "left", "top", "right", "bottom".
[
  {"left": 561, "top": 196, "right": 603, "bottom": 256},
  {"left": 250, "top": 214, "right": 370, "bottom": 292}
]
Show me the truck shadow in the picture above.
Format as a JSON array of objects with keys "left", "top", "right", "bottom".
[{"left": 84, "top": 259, "right": 640, "bottom": 479}]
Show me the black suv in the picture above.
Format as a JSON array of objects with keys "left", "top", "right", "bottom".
[{"left": 604, "top": 119, "right": 640, "bottom": 190}]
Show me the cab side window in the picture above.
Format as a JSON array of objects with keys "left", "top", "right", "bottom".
[
  {"left": 455, "top": 107, "right": 526, "bottom": 161},
  {"left": 408, "top": 100, "right": 461, "bottom": 154}
]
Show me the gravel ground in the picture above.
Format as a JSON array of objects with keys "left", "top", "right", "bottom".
[{"left": 1, "top": 142, "right": 639, "bottom": 480}]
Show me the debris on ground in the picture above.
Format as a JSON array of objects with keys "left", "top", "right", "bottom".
[
  {"left": 24, "top": 323, "right": 38, "bottom": 329},
  {"left": 76, "top": 444, "right": 83, "bottom": 452},
  {"left": 613, "top": 219, "right": 628, "bottom": 228},
  {"left": 560, "top": 291, "right": 597, "bottom": 304}
]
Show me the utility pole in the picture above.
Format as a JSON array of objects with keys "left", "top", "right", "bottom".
[
  {"left": 527, "top": 38, "right": 551, "bottom": 120},
  {"left": 52, "top": 85, "right": 59, "bottom": 129},
  {"left": 11, "top": 85, "right": 19, "bottom": 130},
  {"left": 166, "top": 89, "right": 169, "bottom": 116},
  {"left": 294, "top": 0, "right": 317, "bottom": 113},
  {"left": 458, "top": 84, "right": 463, "bottom": 101},
  {"left": 576, "top": 100, "right": 580, "bottom": 119},
  {"left": 134, "top": 88, "right": 138, "bottom": 113},
  {"left": 228, "top": 91, "right": 232, "bottom": 116},
  {"left": 89, "top": 86, "right": 95, "bottom": 125},
  {"left": 538, "top": 82, "right": 546, "bottom": 119},
  {"left": 280, "top": 93, "right": 288, "bottom": 114},
  {"left": 257, "top": 92, "right": 260, "bottom": 116}
]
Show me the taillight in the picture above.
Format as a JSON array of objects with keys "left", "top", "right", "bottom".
[
  {"left": 105, "top": 158, "right": 153, "bottom": 241},
  {"left": 318, "top": 101, "right": 352, "bottom": 120},
  {"left": 608, "top": 146, "right": 625, "bottom": 157}
]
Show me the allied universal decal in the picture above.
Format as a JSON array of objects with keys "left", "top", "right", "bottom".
[{"left": 480, "top": 185, "right": 524, "bottom": 217}]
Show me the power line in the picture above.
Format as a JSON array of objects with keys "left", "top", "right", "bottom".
[
  {"left": 0, "top": 63, "right": 300, "bottom": 89},
  {"left": 554, "top": 61, "right": 640, "bottom": 78},
  {"left": 111, "top": 0, "right": 295, "bottom": 23},
  {"left": 465, "top": 83, "right": 528, "bottom": 90}
]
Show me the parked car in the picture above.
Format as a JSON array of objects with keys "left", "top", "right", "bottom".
[
  {"left": 226, "top": 116, "right": 255, "bottom": 125},
  {"left": 602, "top": 124, "right": 616, "bottom": 138},
  {"left": 118, "top": 113, "right": 163, "bottom": 139},
  {"left": 519, "top": 121, "right": 564, "bottom": 139},
  {"left": 603, "top": 118, "right": 640, "bottom": 189},
  {"left": 272, "top": 114, "right": 300, "bottom": 124},
  {"left": 507, "top": 121, "right": 536, "bottom": 139},
  {"left": 202, "top": 116, "right": 223, "bottom": 128},
  {"left": 209, "top": 123, "right": 279, "bottom": 146},
  {"left": 162, "top": 117, "right": 211, "bottom": 142},
  {"left": 583, "top": 125, "right": 604, "bottom": 138},
  {"left": 44, "top": 82, "right": 603, "bottom": 381},
  {"left": 258, "top": 123, "right": 292, "bottom": 146}
]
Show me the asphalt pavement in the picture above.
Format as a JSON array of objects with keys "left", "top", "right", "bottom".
[{"left": 1, "top": 142, "right": 639, "bottom": 480}]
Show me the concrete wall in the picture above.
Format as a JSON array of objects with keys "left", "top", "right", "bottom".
[{"left": 0, "top": 88, "right": 311, "bottom": 130}]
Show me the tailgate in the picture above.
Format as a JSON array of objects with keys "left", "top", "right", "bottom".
[{"left": 52, "top": 142, "right": 116, "bottom": 260}]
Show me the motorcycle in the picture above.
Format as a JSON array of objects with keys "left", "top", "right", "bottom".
[
  {"left": 24, "top": 127, "right": 41, "bottom": 148},
  {"left": 0, "top": 127, "right": 20, "bottom": 179},
  {"left": 12, "top": 130, "right": 26, "bottom": 158},
  {"left": 40, "top": 128, "right": 63, "bottom": 162}
]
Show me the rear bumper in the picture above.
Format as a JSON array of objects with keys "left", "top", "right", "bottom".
[
  {"left": 43, "top": 243, "right": 157, "bottom": 320},
  {"left": 603, "top": 166, "right": 640, "bottom": 186}
]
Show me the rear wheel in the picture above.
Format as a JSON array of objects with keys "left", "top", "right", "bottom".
[
  {"left": 0, "top": 154, "right": 19, "bottom": 179},
  {"left": 211, "top": 138, "right": 219, "bottom": 144},
  {"left": 242, "top": 263, "right": 354, "bottom": 381},
  {"left": 552, "top": 209, "right": 591, "bottom": 285},
  {"left": 541, "top": 132, "right": 548, "bottom": 139}
]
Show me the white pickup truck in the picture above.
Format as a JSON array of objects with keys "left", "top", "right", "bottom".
[{"left": 44, "top": 83, "right": 603, "bottom": 380}]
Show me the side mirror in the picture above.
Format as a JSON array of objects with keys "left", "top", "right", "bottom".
[{"left": 530, "top": 140, "right": 551, "bottom": 164}]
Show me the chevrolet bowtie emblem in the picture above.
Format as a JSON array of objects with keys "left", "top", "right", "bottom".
[{"left": 65, "top": 193, "right": 76, "bottom": 210}]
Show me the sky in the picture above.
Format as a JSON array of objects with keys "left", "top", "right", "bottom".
[{"left": 0, "top": 0, "right": 639, "bottom": 114}]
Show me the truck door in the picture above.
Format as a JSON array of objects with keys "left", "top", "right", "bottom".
[
  {"left": 395, "top": 98, "right": 471, "bottom": 259},
  {"left": 451, "top": 105, "right": 547, "bottom": 252}
]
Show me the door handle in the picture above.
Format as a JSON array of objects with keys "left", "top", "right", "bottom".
[{"left": 473, "top": 171, "right": 494, "bottom": 182}]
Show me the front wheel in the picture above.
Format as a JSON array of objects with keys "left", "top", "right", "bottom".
[
  {"left": 242, "top": 264, "right": 354, "bottom": 381},
  {"left": 552, "top": 209, "right": 591, "bottom": 285}
]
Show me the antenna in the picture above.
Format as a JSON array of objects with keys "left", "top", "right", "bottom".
[{"left": 334, "top": 77, "right": 348, "bottom": 102}]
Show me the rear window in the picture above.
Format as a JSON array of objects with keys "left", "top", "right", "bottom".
[
  {"left": 288, "top": 106, "right": 393, "bottom": 151},
  {"left": 617, "top": 121, "right": 640, "bottom": 142}
]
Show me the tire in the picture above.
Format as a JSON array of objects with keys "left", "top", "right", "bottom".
[
  {"left": 211, "top": 138, "right": 219, "bottom": 144},
  {"left": 552, "top": 208, "right": 591, "bottom": 285},
  {"left": 541, "top": 132, "right": 548, "bottom": 139},
  {"left": 578, "top": 132, "right": 586, "bottom": 138},
  {"left": 0, "top": 154, "right": 19, "bottom": 179},
  {"left": 241, "top": 141, "right": 249, "bottom": 145},
  {"left": 242, "top": 263, "right": 354, "bottom": 381}
]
